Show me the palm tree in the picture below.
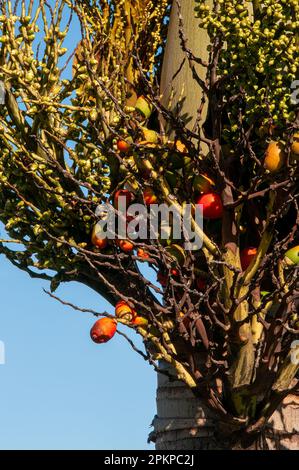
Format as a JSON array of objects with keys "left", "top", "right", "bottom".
[{"left": 0, "top": 0, "right": 298, "bottom": 450}]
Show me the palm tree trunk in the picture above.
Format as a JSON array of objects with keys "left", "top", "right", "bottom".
[
  {"left": 151, "top": 364, "right": 299, "bottom": 450},
  {"left": 152, "top": 364, "right": 299, "bottom": 450},
  {"left": 155, "top": 0, "right": 299, "bottom": 450},
  {"left": 160, "top": 0, "right": 210, "bottom": 135}
]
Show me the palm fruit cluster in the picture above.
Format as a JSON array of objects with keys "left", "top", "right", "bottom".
[{"left": 0, "top": 0, "right": 299, "bottom": 438}]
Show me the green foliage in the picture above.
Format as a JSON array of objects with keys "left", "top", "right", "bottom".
[
  {"left": 0, "top": 1, "right": 299, "bottom": 440},
  {"left": 195, "top": 0, "right": 299, "bottom": 134}
]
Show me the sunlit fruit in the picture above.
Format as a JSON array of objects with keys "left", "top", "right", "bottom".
[
  {"left": 171, "top": 268, "right": 179, "bottom": 277},
  {"left": 285, "top": 245, "right": 299, "bottom": 264},
  {"left": 115, "top": 300, "right": 136, "bottom": 321},
  {"left": 132, "top": 316, "right": 149, "bottom": 327},
  {"left": 91, "top": 223, "right": 108, "bottom": 249},
  {"left": 114, "top": 189, "right": 134, "bottom": 209},
  {"left": 168, "top": 140, "right": 188, "bottom": 153},
  {"left": 90, "top": 317, "right": 117, "bottom": 344},
  {"left": 117, "top": 239, "right": 134, "bottom": 253},
  {"left": 143, "top": 188, "right": 158, "bottom": 205},
  {"left": 264, "top": 141, "right": 286, "bottom": 172},
  {"left": 193, "top": 174, "right": 214, "bottom": 194},
  {"left": 240, "top": 247, "right": 257, "bottom": 271},
  {"left": 291, "top": 133, "right": 299, "bottom": 156},
  {"left": 137, "top": 248, "right": 150, "bottom": 260},
  {"left": 196, "top": 193, "right": 223, "bottom": 219},
  {"left": 141, "top": 127, "right": 159, "bottom": 143},
  {"left": 135, "top": 95, "right": 152, "bottom": 119},
  {"left": 117, "top": 139, "right": 131, "bottom": 153}
]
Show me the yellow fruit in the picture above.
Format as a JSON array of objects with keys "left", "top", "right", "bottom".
[
  {"left": 291, "top": 133, "right": 299, "bottom": 156},
  {"left": 285, "top": 245, "right": 299, "bottom": 265},
  {"left": 264, "top": 141, "right": 285, "bottom": 173},
  {"left": 135, "top": 96, "right": 152, "bottom": 119},
  {"left": 291, "top": 141, "right": 299, "bottom": 155},
  {"left": 140, "top": 127, "right": 159, "bottom": 143}
]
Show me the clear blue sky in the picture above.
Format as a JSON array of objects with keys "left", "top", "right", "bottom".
[
  {"left": 0, "top": 1, "right": 156, "bottom": 450},
  {"left": 0, "top": 256, "right": 156, "bottom": 450}
]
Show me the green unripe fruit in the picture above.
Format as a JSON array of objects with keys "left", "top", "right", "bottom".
[
  {"left": 285, "top": 246, "right": 299, "bottom": 265},
  {"left": 135, "top": 96, "right": 153, "bottom": 119}
]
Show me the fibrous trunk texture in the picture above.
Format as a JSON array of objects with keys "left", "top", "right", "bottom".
[{"left": 152, "top": 364, "right": 299, "bottom": 450}]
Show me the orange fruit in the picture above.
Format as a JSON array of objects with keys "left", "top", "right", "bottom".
[
  {"left": 264, "top": 141, "right": 285, "bottom": 172},
  {"left": 90, "top": 318, "right": 117, "bottom": 344}
]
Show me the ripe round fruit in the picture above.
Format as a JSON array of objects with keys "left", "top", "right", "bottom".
[
  {"left": 117, "top": 239, "right": 134, "bottom": 253},
  {"left": 171, "top": 268, "right": 179, "bottom": 277},
  {"left": 114, "top": 189, "right": 134, "bottom": 209},
  {"left": 143, "top": 188, "right": 157, "bottom": 205},
  {"left": 264, "top": 141, "right": 285, "bottom": 173},
  {"left": 196, "top": 193, "right": 223, "bottom": 219},
  {"left": 141, "top": 127, "right": 159, "bottom": 144},
  {"left": 115, "top": 300, "right": 136, "bottom": 321},
  {"left": 117, "top": 139, "right": 131, "bottom": 153},
  {"left": 137, "top": 248, "right": 150, "bottom": 260},
  {"left": 91, "top": 224, "right": 108, "bottom": 249},
  {"left": 285, "top": 245, "right": 299, "bottom": 264},
  {"left": 240, "top": 247, "right": 257, "bottom": 271},
  {"left": 90, "top": 318, "right": 117, "bottom": 344},
  {"left": 291, "top": 133, "right": 299, "bottom": 156}
]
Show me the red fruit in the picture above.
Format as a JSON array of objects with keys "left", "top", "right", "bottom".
[
  {"left": 117, "top": 239, "right": 134, "bottom": 253},
  {"left": 196, "top": 192, "right": 223, "bottom": 219},
  {"left": 143, "top": 188, "right": 158, "bottom": 205},
  {"left": 171, "top": 268, "right": 179, "bottom": 277},
  {"left": 137, "top": 248, "right": 150, "bottom": 260},
  {"left": 157, "top": 269, "right": 179, "bottom": 287},
  {"left": 91, "top": 225, "right": 108, "bottom": 249},
  {"left": 117, "top": 139, "right": 131, "bottom": 153},
  {"left": 115, "top": 300, "right": 136, "bottom": 321},
  {"left": 114, "top": 189, "right": 134, "bottom": 209},
  {"left": 240, "top": 247, "right": 257, "bottom": 271},
  {"left": 196, "top": 278, "right": 206, "bottom": 291},
  {"left": 90, "top": 318, "right": 117, "bottom": 344}
]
